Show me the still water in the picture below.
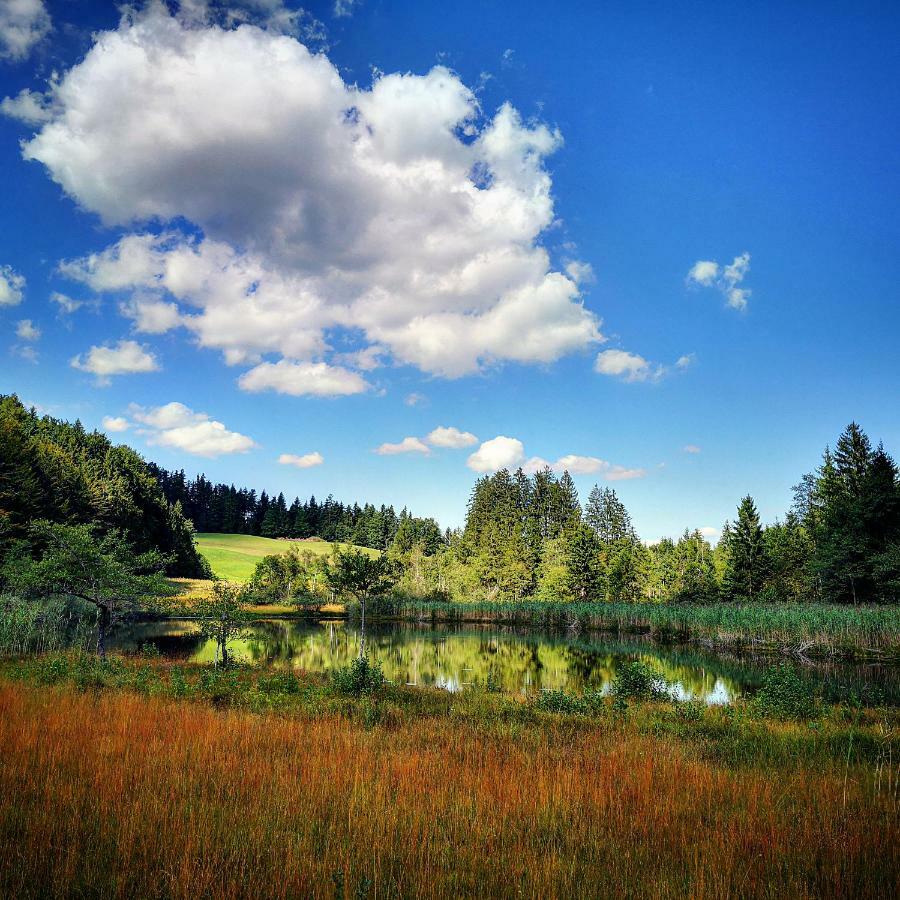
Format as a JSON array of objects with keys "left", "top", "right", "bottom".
[{"left": 112, "top": 618, "right": 898, "bottom": 706}]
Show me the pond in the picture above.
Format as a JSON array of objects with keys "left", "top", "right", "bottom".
[{"left": 112, "top": 619, "right": 899, "bottom": 706}]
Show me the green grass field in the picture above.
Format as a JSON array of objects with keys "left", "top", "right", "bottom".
[{"left": 194, "top": 533, "right": 375, "bottom": 582}]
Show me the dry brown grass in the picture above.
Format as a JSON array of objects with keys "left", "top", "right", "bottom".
[{"left": 0, "top": 680, "right": 896, "bottom": 899}]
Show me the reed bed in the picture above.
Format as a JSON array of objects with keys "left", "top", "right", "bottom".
[
  {"left": 393, "top": 600, "right": 900, "bottom": 658},
  {"left": 0, "top": 675, "right": 897, "bottom": 899}
]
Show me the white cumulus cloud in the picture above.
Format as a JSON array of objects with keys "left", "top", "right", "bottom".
[
  {"left": 70, "top": 339, "right": 159, "bottom": 382},
  {"left": 594, "top": 349, "right": 654, "bottom": 382},
  {"left": 375, "top": 436, "right": 431, "bottom": 456},
  {"left": 0, "top": 0, "right": 50, "bottom": 62},
  {"left": 102, "top": 416, "right": 131, "bottom": 433},
  {"left": 130, "top": 401, "right": 256, "bottom": 457},
  {"left": 467, "top": 436, "right": 525, "bottom": 472},
  {"left": 427, "top": 426, "right": 478, "bottom": 448},
  {"left": 0, "top": 265, "right": 25, "bottom": 306},
  {"left": 237, "top": 360, "right": 370, "bottom": 397},
  {"left": 594, "top": 348, "right": 692, "bottom": 384},
  {"left": 20, "top": 5, "right": 601, "bottom": 387},
  {"left": 687, "top": 252, "right": 751, "bottom": 311},
  {"left": 278, "top": 451, "right": 324, "bottom": 468}
]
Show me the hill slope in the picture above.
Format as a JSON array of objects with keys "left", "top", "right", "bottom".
[{"left": 195, "top": 533, "right": 376, "bottom": 582}]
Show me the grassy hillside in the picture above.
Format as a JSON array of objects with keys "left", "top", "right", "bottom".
[{"left": 194, "top": 533, "right": 375, "bottom": 582}]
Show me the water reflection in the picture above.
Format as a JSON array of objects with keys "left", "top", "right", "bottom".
[{"left": 112, "top": 619, "right": 898, "bottom": 706}]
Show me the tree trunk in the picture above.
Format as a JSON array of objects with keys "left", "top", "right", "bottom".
[
  {"left": 359, "top": 597, "right": 366, "bottom": 659},
  {"left": 96, "top": 606, "right": 110, "bottom": 658}
]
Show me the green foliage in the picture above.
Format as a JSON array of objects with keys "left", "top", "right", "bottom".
[
  {"left": 612, "top": 660, "right": 669, "bottom": 700},
  {"left": 0, "top": 394, "right": 209, "bottom": 577},
  {"left": 196, "top": 582, "right": 251, "bottom": 666},
  {"left": 245, "top": 545, "right": 326, "bottom": 605},
  {"left": 326, "top": 547, "right": 399, "bottom": 617},
  {"left": 2, "top": 521, "right": 174, "bottom": 655},
  {"left": 753, "top": 664, "right": 820, "bottom": 720},
  {"left": 722, "top": 496, "right": 770, "bottom": 599},
  {"left": 795, "top": 425, "right": 900, "bottom": 604},
  {"left": 331, "top": 656, "right": 385, "bottom": 697},
  {"left": 0, "top": 593, "right": 93, "bottom": 655},
  {"left": 562, "top": 523, "right": 602, "bottom": 601}
]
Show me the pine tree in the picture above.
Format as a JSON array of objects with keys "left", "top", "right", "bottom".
[
  {"left": 723, "top": 496, "right": 770, "bottom": 599},
  {"left": 565, "top": 524, "right": 603, "bottom": 601},
  {"left": 584, "top": 485, "right": 636, "bottom": 545}
]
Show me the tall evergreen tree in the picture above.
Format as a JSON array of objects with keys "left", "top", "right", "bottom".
[{"left": 722, "top": 496, "right": 770, "bottom": 599}]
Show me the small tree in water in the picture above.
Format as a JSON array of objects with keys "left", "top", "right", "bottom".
[
  {"left": 326, "top": 548, "right": 398, "bottom": 656},
  {"left": 3, "top": 521, "right": 172, "bottom": 657},
  {"left": 196, "top": 582, "right": 249, "bottom": 667}
]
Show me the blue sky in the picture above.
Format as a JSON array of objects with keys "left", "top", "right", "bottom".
[{"left": 1, "top": 0, "right": 898, "bottom": 537}]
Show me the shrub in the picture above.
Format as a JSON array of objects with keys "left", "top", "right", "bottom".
[
  {"left": 612, "top": 660, "right": 669, "bottom": 700},
  {"left": 331, "top": 656, "right": 384, "bottom": 697},
  {"left": 533, "top": 689, "right": 585, "bottom": 714},
  {"left": 753, "top": 664, "right": 819, "bottom": 720}
]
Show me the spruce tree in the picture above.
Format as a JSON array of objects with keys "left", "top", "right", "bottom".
[
  {"left": 723, "top": 496, "right": 770, "bottom": 599},
  {"left": 564, "top": 523, "right": 603, "bottom": 601}
]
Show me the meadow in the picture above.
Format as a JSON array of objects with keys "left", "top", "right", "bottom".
[
  {"left": 194, "top": 533, "right": 375, "bottom": 582},
  {"left": 0, "top": 653, "right": 896, "bottom": 899}
]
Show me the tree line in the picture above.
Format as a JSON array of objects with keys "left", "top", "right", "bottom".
[
  {"left": 0, "top": 395, "right": 208, "bottom": 577},
  {"left": 148, "top": 464, "right": 443, "bottom": 552},
  {"left": 390, "top": 422, "right": 899, "bottom": 605}
]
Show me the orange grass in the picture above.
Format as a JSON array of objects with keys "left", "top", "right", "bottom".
[{"left": 0, "top": 681, "right": 896, "bottom": 899}]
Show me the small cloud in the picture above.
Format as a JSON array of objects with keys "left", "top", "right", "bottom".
[
  {"left": 594, "top": 349, "right": 653, "bottom": 382},
  {"left": 238, "top": 360, "right": 370, "bottom": 397},
  {"left": 375, "top": 436, "right": 431, "bottom": 456},
  {"left": 120, "top": 296, "right": 182, "bottom": 334},
  {"left": 686, "top": 260, "right": 719, "bottom": 287},
  {"left": 102, "top": 416, "right": 130, "bottom": 433},
  {"left": 699, "top": 526, "right": 719, "bottom": 541},
  {"left": 71, "top": 339, "right": 159, "bottom": 383},
  {"left": 130, "top": 401, "right": 256, "bottom": 458},
  {"left": 687, "top": 252, "right": 751, "bottom": 311},
  {"left": 15, "top": 319, "right": 40, "bottom": 341},
  {"left": 1, "top": 87, "right": 52, "bottom": 123},
  {"left": 0, "top": 0, "right": 51, "bottom": 62},
  {"left": 0, "top": 265, "right": 25, "bottom": 307},
  {"left": 605, "top": 465, "right": 646, "bottom": 481},
  {"left": 12, "top": 345, "right": 38, "bottom": 364},
  {"left": 595, "top": 348, "right": 693, "bottom": 384},
  {"left": 333, "top": 0, "right": 360, "bottom": 17},
  {"left": 683, "top": 444, "right": 701, "bottom": 454},
  {"left": 50, "top": 291, "right": 83, "bottom": 314},
  {"left": 501, "top": 48, "right": 515, "bottom": 65},
  {"left": 333, "top": 346, "right": 384, "bottom": 371},
  {"left": 278, "top": 451, "right": 324, "bottom": 468},
  {"left": 427, "top": 426, "right": 478, "bottom": 449},
  {"left": 565, "top": 260, "right": 594, "bottom": 285},
  {"left": 467, "top": 436, "right": 525, "bottom": 472},
  {"left": 404, "top": 392, "right": 427, "bottom": 407},
  {"left": 552, "top": 454, "right": 605, "bottom": 475}
]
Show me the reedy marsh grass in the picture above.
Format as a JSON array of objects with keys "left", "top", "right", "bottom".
[{"left": 391, "top": 599, "right": 900, "bottom": 659}]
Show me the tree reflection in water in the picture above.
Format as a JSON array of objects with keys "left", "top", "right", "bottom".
[{"left": 112, "top": 619, "right": 898, "bottom": 705}]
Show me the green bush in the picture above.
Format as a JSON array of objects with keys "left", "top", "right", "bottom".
[
  {"left": 533, "top": 689, "right": 585, "bottom": 714},
  {"left": 753, "top": 664, "right": 819, "bottom": 720},
  {"left": 612, "top": 660, "right": 669, "bottom": 700},
  {"left": 331, "top": 656, "right": 384, "bottom": 697}
]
